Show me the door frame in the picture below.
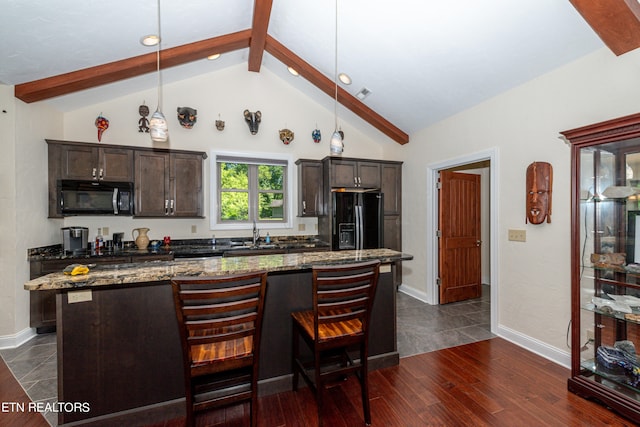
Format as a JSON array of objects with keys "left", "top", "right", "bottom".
[{"left": 425, "top": 147, "right": 499, "bottom": 335}]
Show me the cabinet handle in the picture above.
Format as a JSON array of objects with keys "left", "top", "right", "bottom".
[
  {"left": 302, "top": 200, "right": 306, "bottom": 215},
  {"left": 165, "top": 199, "right": 169, "bottom": 215},
  {"left": 358, "top": 176, "right": 362, "bottom": 186},
  {"left": 99, "top": 168, "right": 104, "bottom": 180},
  {"left": 170, "top": 199, "right": 175, "bottom": 215},
  {"left": 354, "top": 177, "right": 358, "bottom": 186},
  {"left": 92, "top": 168, "right": 97, "bottom": 179}
]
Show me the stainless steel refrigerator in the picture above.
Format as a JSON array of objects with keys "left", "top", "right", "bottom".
[{"left": 332, "top": 191, "right": 384, "bottom": 250}]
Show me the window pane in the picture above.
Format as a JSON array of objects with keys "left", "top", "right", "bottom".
[
  {"left": 258, "top": 165, "right": 284, "bottom": 190},
  {"left": 220, "top": 162, "right": 248, "bottom": 190},
  {"left": 220, "top": 191, "right": 249, "bottom": 220},
  {"left": 259, "top": 193, "right": 284, "bottom": 221}
]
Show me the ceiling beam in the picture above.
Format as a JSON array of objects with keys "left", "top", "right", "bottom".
[
  {"left": 248, "top": 0, "right": 273, "bottom": 72},
  {"left": 265, "top": 35, "right": 409, "bottom": 145},
  {"left": 14, "top": 30, "right": 252, "bottom": 103},
  {"left": 570, "top": 0, "right": 640, "bottom": 55}
]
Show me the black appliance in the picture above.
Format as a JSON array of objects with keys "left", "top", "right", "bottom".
[
  {"left": 332, "top": 191, "right": 383, "bottom": 250},
  {"left": 58, "top": 180, "right": 134, "bottom": 215}
]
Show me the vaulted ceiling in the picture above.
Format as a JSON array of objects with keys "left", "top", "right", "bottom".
[{"left": 2, "top": 1, "right": 636, "bottom": 144}]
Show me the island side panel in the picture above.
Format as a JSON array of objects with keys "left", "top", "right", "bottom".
[
  {"left": 54, "top": 266, "right": 398, "bottom": 424},
  {"left": 56, "top": 283, "right": 184, "bottom": 425}
]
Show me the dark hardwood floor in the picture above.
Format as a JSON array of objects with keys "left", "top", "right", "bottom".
[
  {"left": 2, "top": 338, "right": 636, "bottom": 426},
  {"left": 0, "top": 349, "right": 49, "bottom": 427}
]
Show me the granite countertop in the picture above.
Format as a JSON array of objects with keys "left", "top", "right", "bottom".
[{"left": 24, "top": 249, "right": 412, "bottom": 291}]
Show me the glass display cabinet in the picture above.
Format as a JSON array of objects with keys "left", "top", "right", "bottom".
[{"left": 563, "top": 113, "right": 640, "bottom": 422}]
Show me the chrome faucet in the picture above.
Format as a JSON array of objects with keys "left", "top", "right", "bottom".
[{"left": 252, "top": 221, "right": 260, "bottom": 246}]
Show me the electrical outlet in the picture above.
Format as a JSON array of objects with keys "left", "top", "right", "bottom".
[
  {"left": 191, "top": 225, "right": 197, "bottom": 233},
  {"left": 102, "top": 226, "right": 109, "bottom": 236},
  {"left": 298, "top": 223, "right": 306, "bottom": 231},
  {"left": 68, "top": 290, "right": 92, "bottom": 303},
  {"left": 508, "top": 229, "right": 526, "bottom": 242},
  {"left": 587, "top": 329, "right": 595, "bottom": 341}
]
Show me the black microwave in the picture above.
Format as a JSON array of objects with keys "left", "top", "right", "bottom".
[{"left": 58, "top": 180, "right": 134, "bottom": 215}]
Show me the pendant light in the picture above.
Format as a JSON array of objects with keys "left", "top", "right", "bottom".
[
  {"left": 329, "top": 0, "right": 344, "bottom": 155},
  {"left": 149, "top": 0, "right": 168, "bottom": 143}
]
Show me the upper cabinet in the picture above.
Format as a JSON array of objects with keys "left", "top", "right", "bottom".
[
  {"left": 329, "top": 159, "right": 381, "bottom": 188},
  {"left": 46, "top": 140, "right": 205, "bottom": 218},
  {"left": 56, "top": 143, "right": 134, "bottom": 182},
  {"left": 381, "top": 163, "right": 402, "bottom": 216},
  {"left": 134, "top": 150, "right": 205, "bottom": 217},
  {"left": 295, "top": 159, "right": 324, "bottom": 217}
]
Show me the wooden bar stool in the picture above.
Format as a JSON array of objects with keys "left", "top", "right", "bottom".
[
  {"left": 171, "top": 271, "right": 268, "bottom": 427},
  {"left": 291, "top": 260, "right": 380, "bottom": 426}
]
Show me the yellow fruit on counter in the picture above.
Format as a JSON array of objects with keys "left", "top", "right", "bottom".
[{"left": 63, "top": 264, "right": 90, "bottom": 275}]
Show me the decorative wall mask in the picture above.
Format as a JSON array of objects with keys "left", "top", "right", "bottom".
[
  {"left": 279, "top": 129, "right": 294, "bottom": 145},
  {"left": 215, "top": 115, "right": 225, "bottom": 131},
  {"left": 177, "top": 107, "right": 197, "bottom": 129},
  {"left": 312, "top": 128, "right": 321, "bottom": 143},
  {"left": 138, "top": 104, "right": 150, "bottom": 133},
  {"left": 244, "top": 110, "right": 261, "bottom": 135},
  {"left": 526, "top": 161, "right": 553, "bottom": 224},
  {"left": 95, "top": 114, "right": 109, "bottom": 142}
]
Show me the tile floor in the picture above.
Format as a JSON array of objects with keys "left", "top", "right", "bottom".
[{"left": 0, "top": 285, "right": 492, "bottom": 426}]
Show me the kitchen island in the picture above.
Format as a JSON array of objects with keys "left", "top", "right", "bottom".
[{"left": 24, "top": 249, "right": 411, "bottom": 426}]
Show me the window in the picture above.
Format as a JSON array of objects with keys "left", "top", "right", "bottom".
[{"left": 210, "top": 152, "right": 293, "bottom": 230}]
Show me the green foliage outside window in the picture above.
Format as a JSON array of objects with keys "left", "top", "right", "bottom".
[{"left": 218, "top": 161, "right": 286, "bottom": 223}]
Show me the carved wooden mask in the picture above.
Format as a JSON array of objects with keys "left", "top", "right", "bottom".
[{"left": 526, "top": 161, "right": 552, "bottom": 224}]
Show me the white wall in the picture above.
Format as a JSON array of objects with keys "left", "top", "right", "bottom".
[
  {"left": 393, "top": 46, "right": 640, "bottom": 358},
  {"left": 60, "top": 64, "right": 389, "bottom": 242},
  {"left": 0, "top": 85, "right": 62, "bottom": 341}
]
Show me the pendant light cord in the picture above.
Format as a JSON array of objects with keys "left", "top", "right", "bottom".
[
  {"left": 156, "top": 0, "right": 163, "bottom": 112},
  {"left": 334, "top": 0, "right": 338, "bottom": 130}
]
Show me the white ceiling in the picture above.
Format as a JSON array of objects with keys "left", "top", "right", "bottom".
[{"left": 0, "top": 0, "right": 604, "bottom": 135}]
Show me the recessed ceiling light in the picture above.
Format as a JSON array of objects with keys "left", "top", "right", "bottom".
[
  {"left": 140, "top": 35, "right": 160, "bottom": 46},
  {"left": 207, "top": 53, "right": 221, "bottom": 60},
  {"left": 338, "top": 73, "right": 352, "bottom": 85},
  {"left": 287, "top": 66, "right": 299, "bottom": 76}
]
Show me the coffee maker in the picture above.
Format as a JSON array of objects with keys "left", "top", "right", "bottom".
[{"left": 62, "top": 227, "right": 89, "bottom": 253}]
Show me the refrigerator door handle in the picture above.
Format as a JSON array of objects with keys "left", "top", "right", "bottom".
[{"left": 356, "top": 204, "right": 363, "bottom": 250}]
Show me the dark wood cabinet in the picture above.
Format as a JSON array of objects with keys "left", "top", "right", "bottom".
[
  {"left": 134, "top": 150, "right": 205, "bottom": 217},
  {"left": 295, "top": 159, "right": 324, "bottom": 216},
  {"left": 46, "top": 140, "right": 205, "bottom": 218},
  {"left": 319, "top": 157, "right": 403, "bottom": 260},
  {"left": 57, "top": 144, "right": 133, "bottom": 181},
  {"left": 47, "top": 140, "right": 134, "bottom": 217},
  {"left": 330, "top": 159, "right": 381, "bottom": 188},
  {"left": 563, "top": 112, "right": 640, "bottom": 422},
  {"left": 381, "top": 162, "right": 402, "bottom": 216},
  {"left": 29, "top": 254, "right": 173, "bottom": 332}
]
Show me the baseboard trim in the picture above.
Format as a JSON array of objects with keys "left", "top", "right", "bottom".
[
  {"left": 497, "top": 324, "right": 571, "bottom": 369},
  {"left": 397, "top": 284, "right": 431, "bottom": 304},
  {"left": 0, "top": 327, "right": 36, "bottom": 350}
]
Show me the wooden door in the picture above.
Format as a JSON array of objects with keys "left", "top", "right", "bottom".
[
  {"left": 438, "top": 171, "right": 481, "bottom": 304},
  {"left": 296, "top": 160, "right": 324, "bottom": 216}
]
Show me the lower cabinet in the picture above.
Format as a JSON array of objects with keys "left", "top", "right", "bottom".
[{"left": 29, "top": 254, "right": 173, "bottom": 332}]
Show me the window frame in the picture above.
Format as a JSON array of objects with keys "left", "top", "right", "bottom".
[{"left": 210, "top": 150, "right": 294, "bottom": 231}]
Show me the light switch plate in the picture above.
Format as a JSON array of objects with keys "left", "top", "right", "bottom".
[
  {"left": 68, "top": 290, "right": 92, "bottom": 303},
  {"left": 508, "top": 229, "right": 526, "bottom": 242},
  {"left": 191, "top": 225, "right": 197, "bottom": 233}
]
